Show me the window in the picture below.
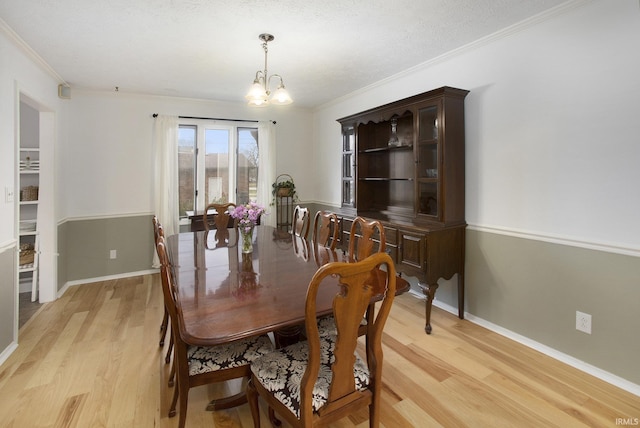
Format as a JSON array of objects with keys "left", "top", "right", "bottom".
[{"left": 178, "top": 120, "right": 259, "bottom": 222}]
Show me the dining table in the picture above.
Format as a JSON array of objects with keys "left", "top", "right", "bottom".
[{"left": 165, "top": 225, "right": 409, "bottom": 408}]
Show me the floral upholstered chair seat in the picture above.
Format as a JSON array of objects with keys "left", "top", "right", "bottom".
[
  {"left": 316, "top": 315, "right": 367, "bottom": 337},
  {"left": 187, "top": 334, "right": 274, "bottom": 376},
  {"left": 250, "top": 334, "right": 370, "bottom": 418}
]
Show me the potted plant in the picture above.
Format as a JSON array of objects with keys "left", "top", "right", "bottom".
[{"left": 271, "top": 174, "right": 298, "bottom": 205}]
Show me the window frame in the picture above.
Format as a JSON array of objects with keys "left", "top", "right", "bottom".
[{"left": 178, "top": 119, "right": 258, "bottom": 225}]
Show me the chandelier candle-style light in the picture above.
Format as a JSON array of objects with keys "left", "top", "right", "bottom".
[{"left": 245, "top": 33, "right": 292, "bottom": 107}]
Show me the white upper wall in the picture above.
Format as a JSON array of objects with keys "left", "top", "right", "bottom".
[
  {"left": 312, "top": 0, "right": 640, "bottom": 252},
  {"left": 59, "top": 90, "right": 313, "bottom": 220},
  {"left": 0, "top": 25, "right": 62, "bottom": 245}
]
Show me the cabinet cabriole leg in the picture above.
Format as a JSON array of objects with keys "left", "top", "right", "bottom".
[{"left": 422, "top": 282, "right": 439, "bottom": 335}]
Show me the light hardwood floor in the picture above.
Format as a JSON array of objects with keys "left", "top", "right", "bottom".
[{"left": 0, "top": 274, "right": 637, "bottom": 427}]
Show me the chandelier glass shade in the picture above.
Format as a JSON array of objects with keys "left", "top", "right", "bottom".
[{"left": 245, "top": 33, "right": 292, "bottom": 107}]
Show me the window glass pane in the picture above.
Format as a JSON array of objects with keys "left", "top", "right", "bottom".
[
  {"left": 178, "top": 126, "right": 196, "bottom": 218},
  {"left": 205, "top": 129, "right": 230, "bottom": 204},
  {"left": 237, "top": 128, "right": 259, "bottom": 204}
]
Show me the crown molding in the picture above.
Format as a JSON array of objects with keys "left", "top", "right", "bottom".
[
  {"left": 0, "top": 17, "right": 67, "bottom": 85},
  {"left": 318, "top": 0, "right": 591, "bottom": 111}
]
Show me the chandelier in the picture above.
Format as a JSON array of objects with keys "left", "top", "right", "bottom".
[{"left": 245, "top": 33, "right": 292, "bottom": 107}]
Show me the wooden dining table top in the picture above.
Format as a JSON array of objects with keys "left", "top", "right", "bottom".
[{"left": 165, "top": 225, "right": 409, "bottom": 346}]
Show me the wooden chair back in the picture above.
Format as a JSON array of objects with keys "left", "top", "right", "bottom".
[
  {"left": 156, "top": 236, "right": 254, "bottom": 428},
  {"left": 348, "top": 216, "right": 386, "bottom": 262},
  {"left": 292, "top": 234, "right": 310, "bottom": 261},
  {"left": 312, "top": 210, "right": 339, "bottom": 250},
  {"left": 152, "top": 215, "right": 165, "bottom": 247},
  {"left": 303, "top": 253, "right": 396, "bottom": 424},
  {"left": 248, "top": 252, "right": 397, "bottom": 427},
  {"left": 203, "top": 203, "right": 236, "bottom": 231},
  {"left": 292, "top": 205, "right": 310, "bottom": 238}
]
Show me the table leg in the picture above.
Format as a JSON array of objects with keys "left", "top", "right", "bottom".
[
  {"left": 205, "top": 377, "right": 249, "bottom": 411},
  {"left": 205, "top": 391, "right": 248, "bottom": 411},
  {"left": 274, "top": 324, "right": 303, "bottom": 348}
]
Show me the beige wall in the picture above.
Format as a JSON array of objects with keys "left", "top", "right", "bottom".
[
  {"left": 464, "top": 229, "right": 640, "bottom": 385},
  {"left": 59, "top": 215, "right": 154, "bottom": 284},
  {"left": 0, "top": 245, "right": 16, "bottom": 353}
]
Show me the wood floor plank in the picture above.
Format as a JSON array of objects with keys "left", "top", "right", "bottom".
[{"left": 0, "top": 274, "right": 637, "bottom": 427}]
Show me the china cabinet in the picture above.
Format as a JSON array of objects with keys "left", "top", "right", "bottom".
[{"left": 337, "top": 86, "right": 469, "bottom": 334}]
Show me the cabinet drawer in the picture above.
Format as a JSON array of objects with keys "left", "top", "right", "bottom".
[
  {"left": 385, "top": 244, "right": 398, "bottom": 264},
  {"left": 383, "top": 226, "right": 398, "bottom": 245},
  {"left": 398, "top": 230, "right": 425, "bottom": 270}
]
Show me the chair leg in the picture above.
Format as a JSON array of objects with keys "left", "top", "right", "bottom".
[
  {"left": 169, "top": 382, "right": 178, "bottom": 417},
  {"left": 246, "top": 378, "right": 261, "bottom": 428},
  {"left": 168, "top": 360, "right": 175, "bottom": 387},
  {"left": 165, "top": 334, "right": 173, "bottom": 364},
  {"left": 369, "top": 399, "right": 380, "bottom": 428},
  {"left": 159, "top": 307, "right": 168, "bottom": 346},
  {"left": 268, "top": 407, "right": 282, "bottom": 427},
  {"left": 177, "top": 385, "right": 188, "bottom": 428}
]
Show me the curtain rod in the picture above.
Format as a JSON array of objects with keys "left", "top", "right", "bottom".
[{"left": 152, "top": 113, "right": 275, "bottom": 124}]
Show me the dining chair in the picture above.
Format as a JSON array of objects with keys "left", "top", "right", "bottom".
[
  {"left": 291, "top": 205, "right": 310, "bottom": 238},
  {"left": 152, "top": 216, "right": 170, "bottom": 348},
  {"left": 347, "top": 216, "right": 386, "bottom": 262},
  {"left": 293, "top": 234, "right": 310, "bottom": 261},
  {"left": 311, "top": 210, "right": 339, "bottom": 251},
  {"left": 318, "top": 216, "right": 387, "bottom": 338},
  {"left": 155, "top": 236, "right": 274, "bottom": 428},
  {"left": 203, "top": 202, "right": 236, "bottom": 231},
  {"left": 247, "top": 252, "right": 397, "bottom": 428}
]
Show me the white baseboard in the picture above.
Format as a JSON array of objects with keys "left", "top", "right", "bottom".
[
  {"left": 0, "top": 342, "right": 18, "bottom": 368},
  {"left": 18, "top": 277, "right": 32, "bottom": 293},
  {"left": 59, "top": 269, "right": 158, "bottom": 298},
  {"left": 406, "top": 290, "right": 640, "bottom": 397}
]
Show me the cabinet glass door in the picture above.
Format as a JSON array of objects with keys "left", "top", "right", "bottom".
[
  {"left": 417, "top": 104, "right": 440, "bottom": 218},
  {"left": 342, "top": 126, "right": 355, "bottom": 207}
]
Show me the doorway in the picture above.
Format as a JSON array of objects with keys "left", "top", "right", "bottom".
[{"left": 17, "top": 93, "right": 56, "bottom": 330}]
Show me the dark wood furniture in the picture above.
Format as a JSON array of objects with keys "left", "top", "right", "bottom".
[
  {"left": 292, "top": 205, "right": 310, "bottom": 238},
  {"left": 337, "top": 86, "right": 469, "bottom": 334},
  {"left": 317, "top": 216, "right": 388, "bottom": 340},
  {"left": 202, "top": 202, "right": 236, "bottom": 231},
  {"left": 187, "top": 208, "right": 237, "bottom": 231},
  {"left": 164, "top": 226, "right": 409, "bottom": 347},
  {"left": 348, "top": 217, "right": 386, "bottom": 262},
  {"left": 311, "top": 210, "right": 339, "bottom": 251},
  {"left": 156, "top": 236, "right": 274, "bottom": 426},
  {"left": 152, "top": 216, "right": 169, "bottom": 348},
  {"left": 247, "top": 252, "right": 397, "bottom": 428}
]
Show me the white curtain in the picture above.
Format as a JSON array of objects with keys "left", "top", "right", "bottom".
[
  {"left": 257, "top": 120, "right": 276, "bottom": 227},
  {"left": 152, "top": 115, "right": 179, "bottom": 267}
]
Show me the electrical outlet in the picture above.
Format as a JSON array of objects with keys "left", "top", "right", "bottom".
[
  {"left": 110, "top": 249, "right": 117, "bottom": 259},
  {"left": 576, "top": 311, "right": 592, "bottom": 334}
]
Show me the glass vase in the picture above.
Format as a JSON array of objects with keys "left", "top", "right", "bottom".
[{"left": 240, "top": 226, "right": 254, "bottom": 253}]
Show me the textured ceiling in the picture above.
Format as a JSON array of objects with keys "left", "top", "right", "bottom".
[{"left": 1, "top": 0, "right": 568, "bottom": 108}]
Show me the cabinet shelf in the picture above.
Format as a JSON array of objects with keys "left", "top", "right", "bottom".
[
  {"left": 360, "top": 177, "right": 413, "bottom": 182},
  {"left": 418, "top": 139, "right": 438, "bottom": 145},
  {"left": 359, "top": 144, "right": 413, "bottom": 154}
]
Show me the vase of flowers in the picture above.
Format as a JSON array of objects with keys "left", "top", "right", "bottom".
[{"left": 230, "top": 202, "right": 266, "bottom": 253}]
